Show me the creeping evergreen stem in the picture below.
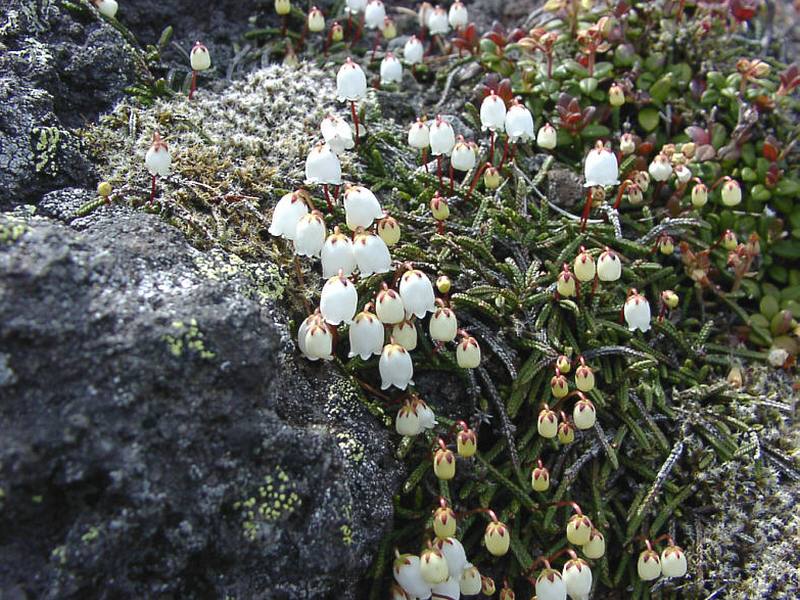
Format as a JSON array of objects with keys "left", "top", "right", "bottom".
[
  {"left": 350, "top": 101, "right": 360, "bottom": 147},
  {"left": 149, "top": 175, "right": 157, "bottom": 203},
  {"left": 189, "top": 70, "right": 198, "bottom": 100},
  {"left": 579, "top": 187, "right": 593, "bottom": 232},
  {"left": 613, "top": 179, "right": 632, "bottom": 210}
]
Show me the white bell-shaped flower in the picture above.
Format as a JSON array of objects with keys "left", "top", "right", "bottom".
[
  {"left": 536, "top": 569, "right": 567, "bottom": 600},
  {"left": 320, "top": 272, "right": 357, "bottom": 325},
  {"left": 432, "top": 577, "right": 459, "bottom": 600},
  {"left": 349, "top": 308, "right": 384, "bottom": 359},
  {"left": 321, "top": 114, "right": 355, "bottom": 154},
  {"left": 336, "top": 57, "right": 367, "bottom": 101},
  {"left": 537, "top": 123, "right": 557, "bottom": 149},
  {"left": 376, "top": 286, "right": 406, "bottom": 324},
  {"left": 298, "top": 312, "right": 323, "bottom": 360},
  {"left": 429, "top": 306, "right": 457, "bottom": 342},
  {"left": 434, "top": 538, "right": 467, "bottom": 578},
  {"left": 145, "top": 132, "right": 171, "bottom": 177},
  {"left": 396, "top": 401, "right": 423, "bottom": 436},
  {"left": 573, "top": 249, "right": 596, "bottom": 282},
  {"left": 480, "top": 91, "right": 506, "bottom": 132},
  {"left": 404, "top": 35, "right": 425, "bottom": 65},
  {"left": 420, "top": 547, "right": 449, "bottom": 585},
  {"left": 393, "top": 554, "right": 433, "bottom": 600},
  {"left": 190, "top": 42, "right": 211, "bottom": 71},
  {"left": 674, "top": 164, "right": 692, "bottom": 184},
  {"left": 294, "top": 210, "right": 327, "bottom": 257},
  {"left": 562, "top": 558, "right": 592, "bottom": 600},
  {"left": 344, "top": 185, "right": 384, "bottom": 230},
  {"left": 624, "top": 290, "right": 652, "bottom": 332},
  {"left": 408, "top": 118, "right": 430, "bottom": 149},
  {"left": 307, "top": 6, "right": 325, "bottom": 32},
  {"left": 95, "top": 0, "right": 119, "bottom": 18},
  {"left": 460, "top": 565, "right": 482, "bottom": 596},
  {"left": 597, "top": 248, "right": 621, "bottom": 281},
  {"left": 456, "top": 335, "right": 481, "bottom": 368},
  {"left": 427, "top": 5, "right": 450, "bottom": 35},
  {"left": 392, "top": 320, "right": 418, "bottom": 351},
  {"left": 451, "top": 137, "right": 477, "bottom": 172},
  {"left": 429, "top": 116, "right": 456, "bottom": 156},
  {"left": 648, "top": 152, "right": 672, "bottom": 182},
  {"left": 304, "top": 322, "right": 334, "bottom": 361},
  {"left": 269, "top": 190, "right": 309, "bottom": 240},
  {"left": 399, "top": 269, "right": 436, "bottom": 318},
  {"left": 321, "top": 226, "right": 356, "bottom": 278},
  {"left": 448, "top": 1, "right": 468, "bottom": 28},
  {"left": 413, "top": 397, "right": 436, "bottom": 429},
  {"left": 346, "top": 0, "right": 367, "bottom": 14},
  {"left": 379, "top": 342, "right": 414, "bottom": 390},
  {"left": 637, "top": 550, "right": 662, "bottom": 581},
  {"left": 505, "top": 100, "right": 534, "bottom": 142},
  {"left": 380, "top": 52, "right": 403, "bottom": 85},
  {"left": 353, "top": 230, "right": 392, "bottom": 275},
  {"left": 364, "top": 0, "right": 386, "bottom": 29},
  {"left": 305, "top": 142, "right": 342, "bottom": 185},
  {"left": 584, "top": 141, "right": 619, "bottom": 187},
  {"left": 620, "top": 132, "right": 636, "bottom": 155},
  {"left": 661, "top": 545, "right": 688, "bottom": 578}
]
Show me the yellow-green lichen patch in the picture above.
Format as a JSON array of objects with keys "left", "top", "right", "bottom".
[
  {"left": 163, "top": 319, "right": 215, "bottom": 359},
  {"left": 81, "top": 526, "right": 100, "bottom": 544},
  {"left": 234, "top": 466, "right": 302, "bottom": 542},
  {"left": 33, "top": 126, "right": 62, "bottom": 175},
  {"left": 193, "top": 249, "right": 287, "bottom": 304},
  {"left": 0, "top": 217, "right": 29, "bottom": 244},
  {"left": 335, "top": 431, "right": 366, "bottom": 463}
]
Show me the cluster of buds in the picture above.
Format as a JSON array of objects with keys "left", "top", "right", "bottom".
[
  {"left": 537, "top": 392, "right": 596, "bottom": 443},
  {"left": 556, "top": 246, "right": 622, "bottom": 300},
  {"left": 637, "top": 538, "right": 688, "bottom": 581}
]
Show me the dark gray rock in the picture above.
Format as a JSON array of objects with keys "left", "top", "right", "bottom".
[{"left": 0, "top": 207, "right": 403, "bottom": 599}]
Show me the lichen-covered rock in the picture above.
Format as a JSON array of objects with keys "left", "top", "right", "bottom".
[
  {"left": 0, "top": 0, "right": 140, "bottom": 207},
  {"left": 0, "top": 207, "right": 402, "bottom": 599}
]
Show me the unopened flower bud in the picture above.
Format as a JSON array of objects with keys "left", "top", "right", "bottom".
[
  {"left": 275, "top": 0, "right": 291, "bottom": 15},
  {"left": 484, "top": 521, "right": 510, "bottom": 556},
  {"left": 481, "top": 576, "right": 496, "bottom": 595},
  {"left": 722, "top": 229, "right": 738, "bottom": 250},
  {"left": 456, "top": 335, "right": 481, "bottom": 368},
  {"left": 609, "top": 83, "right": 625, "bottom": 106},
  {"left": 431, "top": 193, "right": 450, "bottom": 221},
  {"left": 392, "top": 320, "right": 418, "bottom": 351},
  {"left": 190, "top": 42, "right": 211, "bottom": 71},
  {"left": 457, "top": 428, "right": 477, "bottom": 457},
  {"left": 436, "top": 275, "right": 452, "bottom": 294},
  {"left": 307, "top": 6, "right": 325, "bottom": 32},
  {"left": 557, "top": 266, "right": 577, "bottom": 297},
  {"left": 620, "top": 132, "right": 636, "bottom": 155},
  {"left": 97, "top": 181, "right": 112, "bottom": 197},
  {"left": 433, "top": 447, "right": 456, "bottom": 480},
  {"left": 566, "top": 514, "right": 593, "bottom": 545},
  {"left": 537, "top": 123, "right": 558, "bottom": 149},
  {"left": 550, "top": 372, "right": 569, "bottom": 398},
  {"left": 483, "top": 165, "right": 501, "bottom": 189},
  {"left": 556, "top": 355, "right": 571, "bottom": 373},
  {"left": 558, "top": 421, "right": 575, "bottom": 444},
  {"left": 377, "top": 215, "right": 401, "bottom": 246},
  {"left": 634, "top": 170, "right": 650, "bottom": 192},
  {"left": 382, "top": 16, "right": 397, "bottom": 39},
  {"left": 420, "top": 547, "right": 449, "bottom": 584},
  {"left": 661, "top": 545, "right": 688, "bottom": 578},
  {"left": 331, "top": 22, "right": 344, "bottom": 42},
  {"left": 583, "top": 529, "right": 606, "bottom": 559},
  {"left": 573, "top": 397, "right": 596, "bottom": 429},
  {"left": 662, "top": 290, "right": 679, "bottom": 309},
  {"left": 691, "top": 183, "right": 708, "bottom": 207},
  {"left": 721, "top": 179, "right": 742, "bottom": 206},
  {"left": 94, "top": 0, "right": 118, "bottom": 18},
  {"left": 531, "top": 464, "right": 550, "bottom": 492},
  {"left": 574, "top": 249, "right": 596, "bottom": 282},
  {"left": 433, "top": 505, "right": 457, "bottom": 538},
  {"left": 575, "top": 364, "right": 595, "bottom": 392},
  {"left": 537, "top": 407, "right": 558, "bottom": 438},
  {"left": 659, "top": 235, "right": 675, "bottom": 255}
]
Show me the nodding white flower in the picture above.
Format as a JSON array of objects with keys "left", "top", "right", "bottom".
[
  {"left": 721, "top": 179, "right": 742, "bottom": 206},
  {"left": 336, "top": 57, "right": 367, "bottom": 101},
  {"left": 648, "top": 152, "right": 672, "bottom": 182},
  {"left": 661, "top": 545, "right": 688, "bottom": 578},
  {"left": 297, "top": 312, "right": 323, "bottom": 360},
  {"left": 448, "top": 1, "right": 468, "bottom": 28},
  {"left": 379, "top": 342, "right": 414, "bottom": 390},
  {"left": 691, "top": 183, "right": 708, "bottom": 207},
  {"left": 537, "top": 123, "right": 557, "bottom": 149},
  {"left": 480, "top": 91, "right": 507, "bottom": 132},
  {"left": 376, "top": 286, "right": 406, "bottom": 324},
  {"left": 305, "top": 143, "right": 342, "bottom": 185},
  {"left": 346, "top": 0, "right": 367, "bottom": 14},
  {"left": 505, "top": 100, "right": 535, "bottom": 142},
  {"left": 343, "top": 185, "right": 383, "bottom": 230},
  {"left": 399, "top": 269, "right": 436, "bottom": 318},
  {"left": 557, "top": 266, "right": 577, "bottom": 297},
  {"left": 321, "top": 226, "right": 356, "bottom": 277},
  {"left": 597, "top": 248, "right": 621, "bottom": 281},
  {"left": 294, "top": 210, "right": 327, "bottom": 257},
  {"left": 433, "top": 505, "right": 457, "bottom": 539},
  {"left": 484, "top": 521, "right": 510, "bottom": 556},
  {"left": 403, "top": 35, "right": 425, "bottom": 65},
  {"left": 413, "top": 396, "right": 436, "bottom": 429},
  {"left": 378, "top": 215, "right": 401, "bottom": 246},
  {"left": 426, "top": 5, "right": 450, "bottom": 35},
  {"left": 575, "top": 364, "right": 595, "bottom": 392},
  {"left": 637, "top": 550, "right": 662, "bottom": 581},
  {"left": 563, "top": 558, "right": 592, "bottom": 600},
  {"left": 320, "top": 272, "right": 357, "bottom": 325},
  {"left": 624, "top": 290, "right": 652, "bottom": 332},
  {"left": 432, "top": 577, "right": 459, "bottom": 600},
  {"left": 674, "top": 164, "right": 692, "bottom": 184},
  {"left": 392, "top": 320, "right": 418, "bottom": 351},
  {"left": 536, "top": 569, "right": 567, "bottom": 600},
  {"left": 364, "top": 0, "right": 386, "bottom": 29},
  {"left": 573, "top": 249, "right": 596, "bottom": 282},
  {"left": 408, "top": 118, "right": 430, "bottom": 149},
  {"left": 584, "top": 141, "right": 619, "bottom": 187},
  {"left": 420, "top": 547, "right": 449, "bottom": 584},
  {"left": 573, "top": 397, "right": 596, "bottom": 429},
  {"left": 94, "top": 0, "right": 118, "bottom": 18},
  {"left": 269, "top": 190, "right": 309, "bottom": 240},
  {"left": 456, "top": 335, "right": 481, "bottom": 368},
  {"left": 349, "top": 308, "right": 384, "bottom": 359},
  {"left": 626, "top": 182, "right": 643, "bottom": 205},
  {"left": 531, "top": 464, "right": 550, "bottom": 492},
  {"left": 145, "top": 132, "right": 171, "bottom": 177},
  {"left": 393, "top": 554, "right": 433, "bottom": 600},
  {"left": 460, "top": 565, "right": 482, "bottom": 596},
  {"left": 190, "top": 42, "right": 211, "bottom": 71},
  {"left": 380, "top": 52, "right": 403, "bottom": 85},
  {"left": 429, "top": 306, "right": 458, "bottom": 342},
  {"left": 307, "top": 6, "right": 325, "bottom": 32},
  {"left": 566, "top": 514, "right": 593, "bottom": 545},
  {"left": 451, "top": 136, "right": 477, "bottom": 171},
  {"left": 434, "top": 537, "right": 467, "bottom": 578},
  {"left": 429, "top": 116, "right": 456, "bottom": 156},
  {"left": 620, "top": 132, "right": 636, "bottom": 155},
  {"left": 396, "top": 400, "right": 423, "bottom": 436},
  {"left": 538, "top": 407, "right": 557, "bottom": 438},
  {"left": 583, "top": 530, "right": 606, "bottom": 559},
  {"left": 304, "top": 321, "right": 334, "bottom": 361},
  {"left": 353, "top": 230, "right": 392, "bottom": 275},
  {"left": 321, "top": 114, "right": 355, "bottom": 154}
]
